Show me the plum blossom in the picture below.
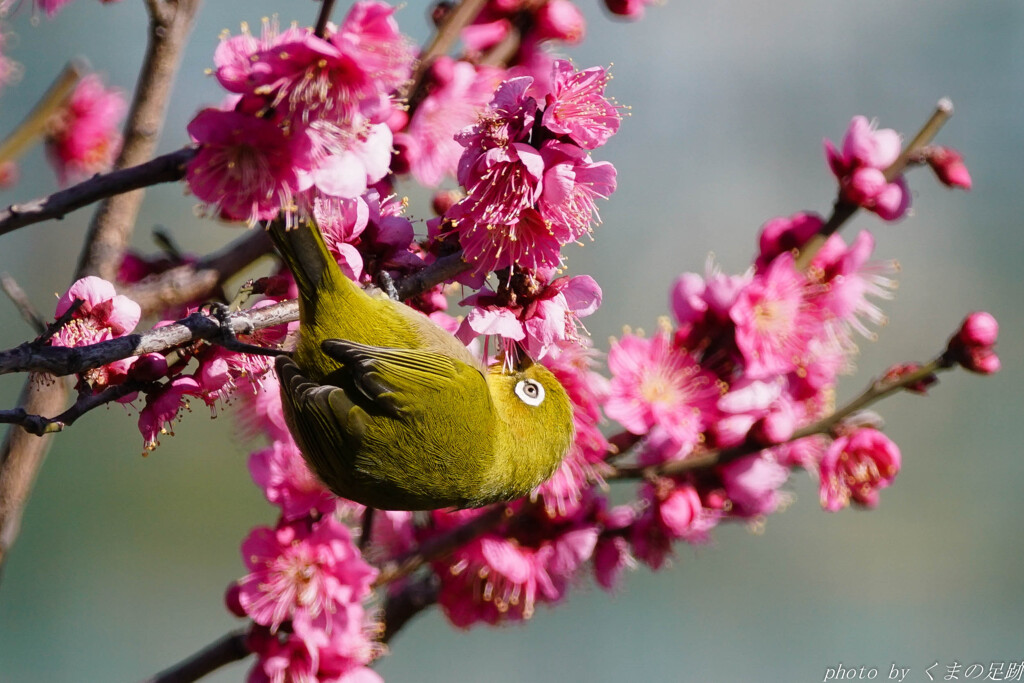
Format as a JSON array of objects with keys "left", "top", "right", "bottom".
[
  {"left": 604, "top": 328, "right": 720, "bottom": 454},
  {"left": 138, "top": 376, "right": 204, "bottom": 451},
  {"left": 542, "top": 60, "right": 619, "bottom": 149},
  {"left": 44, "top": 73, "right": 126, "bottom": 185},
  {"left": 238, "top": 516, "right": 377, "bottom": 636},
  {"left": 945, "top": 311, "right": 1000, "bottom": 374},
  {"left": 825, "top": 115, "right": 910, "bottom": 221},
  {"left": 249, "top": 437, "right": 337, "bottom": 521},
  {"left": 50, "top": 276, "right": 141, "bottom": 389},
  {"left": 730, "top": 253, "right": 820, "bottom": 378},
  {"left": 819, "top": 427, "right": 901, "bottom": 511},
  {"left": 186, "top": 108, "right": 312, "bottom": 226}
]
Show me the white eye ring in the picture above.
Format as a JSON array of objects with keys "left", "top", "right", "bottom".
[{"left": 514, "top": 379, "right": 545, "bottom": 406}]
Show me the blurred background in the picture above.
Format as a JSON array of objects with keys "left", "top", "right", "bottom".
[{"left": 0, "top": 1, "right": 1021, "bottom": 681}]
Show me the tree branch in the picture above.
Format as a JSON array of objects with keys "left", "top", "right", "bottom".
[
  {"left": 0, "top": 147, "right": 196, "bottom": 239},
  {"left": 140, "top": 629, "right": 250, "bottom": 683}
]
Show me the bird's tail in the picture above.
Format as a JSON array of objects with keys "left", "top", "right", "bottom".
[{"left": 267, "top": 217, "right": 337, "bottom": 301}]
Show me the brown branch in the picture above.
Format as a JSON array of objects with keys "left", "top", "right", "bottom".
[
  {"left": 381, "top": 576, "right": 440, "bottom": 644},
  {"left": 140, "top": 629, "right": 250, "bottom": 683},
  {"left": 0, "top": 381, "right": 149, "bottom": 436},
  {"left": 0, "top": 147, "right": 196, "bottom": 239},
  {"left": 0, "top": 273, "right": 47, "bottom": 335},
  {"left": 794, "top": 99, "right": 954, "bottom": 270},
  {"left": 314, "top": 0, "right": 337, "bottom": 38},
  {"left": 403, "top": 0, "right": 489, "bottom": 110},
  {"left": 0, "top": 62, "right": 83, "bottom": 166},
  {"left": 0, "top": 0, "right": 202, "bottom": 578}
]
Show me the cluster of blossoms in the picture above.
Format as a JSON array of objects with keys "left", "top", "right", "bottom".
[{"left": 32, "top": 2, "right": 1000, "bottom": 680}]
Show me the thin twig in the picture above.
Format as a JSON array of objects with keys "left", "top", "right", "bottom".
[
  {"left": 0, "top": 273, "right": 46, "bottom": 335},
  {"left": 0, "top": 381, "right": 148, "bottom": 436},
  {"left": 314, "top": 0, "right": 337, "bottom": 38},
  {"left": 402, "top": 0, "right": 489, "bottom": 109},
  {"left": 0, "top": 147, "right": 196, "bottom": 239},
  {"left": 140, "top": 629, "right": 250, "bottom": 683}
]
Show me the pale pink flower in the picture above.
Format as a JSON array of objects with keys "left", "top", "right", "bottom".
[
  {"left": 819, "top": 427, "right": 901, "bottom": 511},
  {"left": 186, "top": 108, "right": 311, "bottom": 225},
  {"left": 397, "top": 57, "right": 503, "bottom": 187},
  {"left": 51, "top": 276, "right": 141, "bottom": 388},
  {"left": 538, "top": 141, "right": 617, "bottom": 243},
  {"left": 313, "top": 195, "right": 370, "bottom": 280},
  {"left": 238, "top": 516, "right": 378, "bottom": 634},
  {"left": 604, "top": 329, "right": 720, "bottom": 453},
  {"left": 542, "top": 60, "right": 619, "bottom": 149},
  {"left": 300, "top": 122, "right": 393, "bottom": 200},
  {"left": 250, "top": 438, "right": 337, "bottom": 521},
  {"left": 44, "top": 73, "right": 126, "bottom": 185},
  {"left": 718, "top": 454, "right": 789, "bottom": 518},
  {"left": 825, "top": 115, "right": 910, "bottom": 221},
  {"left": 730, "top": 253, "right": 819, "bottom": 378}
]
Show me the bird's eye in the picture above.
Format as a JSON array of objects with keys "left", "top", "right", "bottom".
[{"left": 514, "top": 378, "right": 545, "bottom": 406}]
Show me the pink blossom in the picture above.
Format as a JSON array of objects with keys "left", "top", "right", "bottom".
[
  {"left": 313, "top": 195, "right": 370, "bottom": 280},
  {"left": 186, "top": 108, "right": 311, "bottom": 225},
  {"left": 946, "top": 311, "right": 1000, "bottom": 374},
  {"left": 51, "top": 276, "right": 141, "bottom": 388},
  {"left": 300, "top": 122, "right": 393, "bottom": 200},
  {"left": 755, "top": 212, "right": 824, "bottom": 270},
  {"left": 44, "top": 73, "right": 126, "bottom": 185},
  {"left": 819, "top": 428, "right": 901, "bottom": 511},
  {"left": 718, "top": 454, "right": 790, "bottom": 518},
  {"left": 730, "top": 253, "right": 819, "bottom": 378},
  {"left": 712, "top": 377, "right": 786, "bottom": 448},
  {"left": 542, "top": 60, "right": 620, "bottom": 149},
  {"left": 138, "top": 376, "right": 204, "bottom": 451},
  {"left": 455, "top": 76, "right": 537, "bottom": 157},
  {"left": 437, "top": 532, "right": 559, "bottom": 627},
  {"left": 593, "top": 535, "right": 635, "bottom": 590},
  {"left": 249, "top": 438, "right": 337, "bottom": 521},
  {"left": 824, "top": 115, "right": 910, "bottom": 221},
  {"left": 538, "top": 141, "right": 617, "bottom": 243},
  {"left": 631, "top": 482, "right": 717, "bottom": 569},
  {"left": 925, "top": 146, "right": 972, "bottom": 190},
  {"left": 603, "top": 0, "right": 657, "bottom": 19},
  {"left": 807, "top": 230, "right": 895, "bottom": 340},
  {"left": 604, "top": 329, "right": 720, "bottom": 453},
  {"left": 535, "top": 341, "right": 611, "bottom": 516},
  {"left": 238, "top": 516, "right": 377, "bottom": 635},
  {"left": 238, "top": 374, "right": 292, "bottom": 443},
  {"left": 534, "top": 1, "right": 586, "bottom": 44},
  {"left": 397, "top": 58, "right": 503, "bottom": 187}
]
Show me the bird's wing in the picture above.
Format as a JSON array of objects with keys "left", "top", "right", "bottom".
[{"left": 321, "top": 339, "right": 482, "bottom": 418}]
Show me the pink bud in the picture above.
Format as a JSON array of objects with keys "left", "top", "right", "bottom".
[
  {"left": 129, "top": 354, "right": 169, "bottom": 382},
  {"left": 927, "top": 147, "right": 972, "bottom": 190},
  {"left": 535, "top": 0, "right": 586, "bottom": 44},
  {"left": 958, "top": 311, "right": 998, "bottom": 347},
  {"left": 224, "top": 582, "right": 245, "bottom": 618},
  {"left": 604, "top": 0, "right": 649, "bottom": 19},
  {"left": 965, "top": 348, "right": 1001, "bottom": 375}
]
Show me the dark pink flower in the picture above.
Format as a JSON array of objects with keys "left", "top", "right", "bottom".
[
  {"left": 238, "top": 516, "right": 377, "bottom": 635},
  {"left": 755, "top": 212, "right": 824, "bottom": 270},
  {"left": 534, "top": 1, "right": 586, "bottom": 45},
  {"left": 542, "top": 60, "right": 619, "bottom": 149},
  {"left": 605, "top": 329, "right": 720, "bottom": 453},
  {"left": 44, "top": 73, "right": 126, "bottom": 185},
  {"left": 819, "top": 427, "right": 901, "bottom": 511},
  {"left": 138, "top": 376, "right": 204, "bottom": 451},
  {"left": 186, "top": 108, "right": 311, "bottom": 225},
  {"left": 946, "top": 311, "right": 1000, "bottom": 374},
  {"left": 925, "top": 146, "right": 971, "bottom": 190},
  {"left": 249, "top": 438, "right": 337, "bottom": 521},
  {"left": 603, "top": 0, "right": 657, "bottom": 19}
]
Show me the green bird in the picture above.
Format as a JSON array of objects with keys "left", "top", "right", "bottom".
[{"left": 268, "top": 218, "right": 574, "bottom": 511}]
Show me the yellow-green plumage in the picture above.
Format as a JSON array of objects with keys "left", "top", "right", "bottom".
[{"left": 269, "top": 219, "right": 574, "bottom": 510}]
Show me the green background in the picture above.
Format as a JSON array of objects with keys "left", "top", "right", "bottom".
[{"left": 0, "top": 1, "right": 1021, "bottom": 681}]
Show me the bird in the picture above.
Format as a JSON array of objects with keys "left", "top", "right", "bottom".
[{"left": 267, "top": 217, "right": 574, "bottom": 511}]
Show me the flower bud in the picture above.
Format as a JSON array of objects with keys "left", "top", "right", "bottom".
[
  {"left": 224, "top": 582, "right": 245, "bottom": 618},
  {"left": 957, "top": 311, "right": 998, "bottom": 347},
  {"left": 129, "top": 353, "right": 169, "bottom": 383},
  {"left": 535, "top": 0, "right": 586, "bottom": 44},
  {"left": 926, "top": 146, "right": 972, "bottom": 190},
  {"left": 946, "top": 311, "right": 1000, "bottom": 374}
]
